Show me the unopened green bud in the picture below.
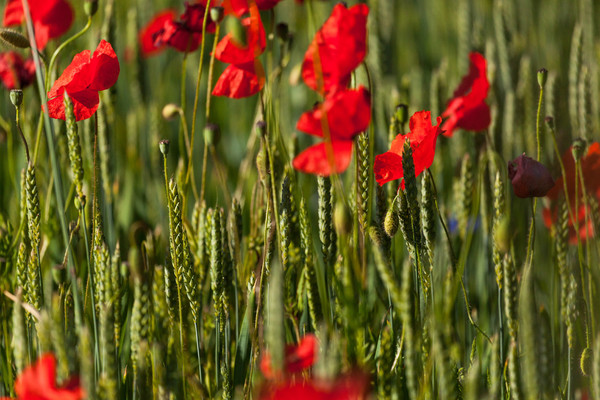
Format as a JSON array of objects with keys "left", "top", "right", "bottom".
[
  {"left": 0, "top": 28, "right": 29, "bottom": 49},
  {"left": 275, "top": 23, "right": 289, "bottom": 42},
  {"left": 537, "top": 68, "right": 547, "bottom": 89},
  {"left": 256, "top": 121, "right": 267, "bottom": 137},
  {"left": 210, "top": 7, "right": 225, "bottom": 24},
  {"left": 161, "top": 103, "right": 181, "bottom": 120},
  {"left": 572, "top": 138, "right": 587, "bottom": 162},
  {"left": 10, "top": 89, "right": 23, "bottom": 107},
  {"left": 395, "top": 104, "right": 409, "bottom": 126},
  {"left": 204, "top": 123, "right": 220, "bottom": 147},
  {"left": 159, "top": 139, "right": 170, "bottom": 156},
  {"left": 334, "top": 202, "right": 352, "bottom": 235},
  {"left": 84, "top": 0, "right": 98, "bottom": 17},
  {"left": 544, "top": 116, "right": 554, "bottom": 130},
  {"left": 227, "top": 16, "right": 246, "bottom": 47},
  {"left": 384, "top": 206, "right": 399, "bottom": 237}
]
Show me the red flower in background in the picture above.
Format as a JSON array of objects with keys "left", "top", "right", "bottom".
[
  {"left": 543, "top": 142, "right": 600, "bottom": 243},
  {"left": 259, "top": 371, "right": 369, "bottom": 400},
  {"left": 0, "top": 51, "right": 35, "bottom": 90},
  {"left": 224, "top": 0, "right": 283, "bottom": 16},
  {"left": 3, "top": 0, "right": 73, "bottom": 50},
  {"left": 213, "top": 1, "right": 266, "bottom": 98},
  {"left": 374, "top": 111, "right": 442, "bottom": 189},
  {"left": 260, "top": 334, "right": 318, "bottom": 379},
  {"left": 293, "top": 87, "right": 371, "bottom": 176},
  {"left": 301, "top": 3, "right": 368, "bottom": 94},
  {"left": 6, "top": 354, "right": 84, "bottom": 400},
  {"left": 441, "top": 52, "right": 490, "bottom": 137},
  {"left": 47, "top": 40, "right": 120, "bottom": 121},
  {"left": 140, "top": 1, "right": 217, "bottom": 56},
  {"left": 508, "top": 154, "right": 554, "bottom": 198}
]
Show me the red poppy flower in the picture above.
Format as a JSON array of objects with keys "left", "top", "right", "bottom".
[
  {"left": 441, "top": 52, "right": 490, "bottom": 137},
  {"left": 293, "top": 87, "right": 371, "bottom": 176},
  {"left": 212, "top": 60, "right": 265, "bottom": 98},
  {"left": 3, "top": 0, "right": 73, "bottom": 50},
  {"left": 212, "top": 1, "right": 266, "bottom": 98},
  {"left": 374, "top": 110, "right": 442, "bottom": 189},
  {"left": 543, "top": 142, "right": 600, "bottom": 243},
  {"left": 0, "top": 51, "right": 35, "bottom": 90},
  {"left": 301, "top": 3, "right": 368, "bottom": 94},
  {"left": 140, "top": 2, "right": 216, "bottom": 56},
  {"left": 259, "top": 371, "right": 369, "bottom": 400},
  {"left": 260, "top": 334, "right": 318, "bottom": 379},
  {"left": 13, "top": 353, "right": 84, "bottom": 400},
  {"left": 508, "top": 154, "right": 554, "bottom": 198},
  {"left": 139, "top": 10, "right": 177, "bottom": 56},
  {"left": 46, "top": 40, "right": 120, "bottom": 121},
  {"left": 224, "top": 0, "right": 283, "bottom": 16}
]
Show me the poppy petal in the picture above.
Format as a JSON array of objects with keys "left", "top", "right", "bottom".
[
  {"left": 374, "top": 151, "right": 404, "bottom": 187},
  {"left": 296, "top": 87, "right": 371, "bottom": 141},
  {"left": 212, "top": 61, "right": 265, "bottom": 98},
  {"left": 139, "top": 10, "right": 176, "bottom": 56},
  {"left": 47, "top": 89, "right": 99, "bottom": 121},
  {"left": 301, "top": 3, "right": 368, "bottom": 94},
  {"left": 89, "top": 39, "right": 120, "bottom": 91},
  {"left": 292, "top": 141, "right": 353, "bottom": 176},
  {"left": 47, "top": 50, "right": 92, "bottom": 98},
  {"left": 214, "top": 10, "right": 266, "bottom": 64},
  {"left": 3, "top": 0, "right": 23, "bottom": 26}
]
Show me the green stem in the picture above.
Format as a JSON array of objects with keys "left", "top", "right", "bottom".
[
  {"left": 535, "top": 86, "right": 544, "bottom": 161},
  {"left": 81, "top": 208, "right": 100, "bottom": 380},
  {"left": 22, "top": 0, "right": 82, "bottom": 328},
  {"left": 194, "top": 320, "right": 203, "bottom": 383}
]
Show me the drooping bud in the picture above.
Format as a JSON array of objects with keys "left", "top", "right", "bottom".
[
  {"left": 275, "top": 23, "right": 289, "bottom": 42},
  {"left": 395, "top": 104, "right": 409, "bottom": 126},
  {"left": 161, "top": 103, "right": 181, "bottom": 120},
  {"left": 572, "top": 138, "right": 587, "bottom": 162},
  {"left": 210, "top": 6, "right": 225, "bottom": 24},
  {"left": 0, "top": 29, "right": 29, "bottom": 49},
  {"left": 256, "top": 121, "right": 267, "bottom": 138},
  {"left": 507, "top": 153, "right": 554, "bottom": 198},
  {"left": 84, "top": 0, "right": 99, "bottom": 17},
  {"left": 544, "top": 116, "right": 555, "bottom": 131},
  {"left": 203, "top": 123, "right": 220, "bottom": 147}
]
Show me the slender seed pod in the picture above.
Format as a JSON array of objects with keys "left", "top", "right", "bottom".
[
  {"left": 168, "top": 178, "right": 186, "bottom": 296},
  {"left": 211, "top": 208, "right": 224, "bottom": 324},
  {"left": 51, "top": 295, "right": 69, "bottom": 382},
  {"left": 164, "top": 257, "right": 179, "bottom": 324},
  {"left": 421, "top": 173, "right": 436, "bottom": 282},
  {"left": 25, "top": 164, "right": 41, "bottom": 305},
  {"left": 64, "top": 93, "right": 85, "bottom": 199},
  {"left": 492, "top": 172, "right": 505, "bottom": 288},
  {"left": 457, "top": 154, "right": 473, "bottom": 239},
  {"left": 569, "top": 24, "right": 583, "bottom": 136},
  {"left": 401, "top": 139, "right": 422, "bottom": 249},
  {"left": 508, "top": 340, "right": 521, "bottom": 400},
  {"left": 566, "top": 274, "right": 578, "bottom": 349},
  {"left": 16, "top": 242, "right": 28, "bottom": 294},
  {"left": 503, "top": 254, "right": 518, "bottom": 340},
  {"left": 556, "top": 201, "right": 569, "bottom": 321},
  {"left": 12, "top": 289, "right": 27, "bottom": 374},
  {"left": 182, "top": 230, "right": 200, "bottom": 323},
  {"left": 93, "top": 242, "right": 110, "bottom": 316},
  {"left": 130, "top": 258, "right": 151, "bottom": 376},
  {"left": 318, "top": 176, "right": 336, "bottom": 268},
  {"left": 356, "top": 131, "right": 370, "bottom": 232},
  {"left": 26, "top": 248, "right": 41, "bottom": 319}
]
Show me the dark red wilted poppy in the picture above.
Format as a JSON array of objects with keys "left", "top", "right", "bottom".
[
  {"left": 260, "top": 334, "right": 318, "bottom": 379},
  {"left": 301, "top": 3, "right": 368, "bottom": 94},
  {"left": 441, "top": 52, "right": 490, "bottom": 137},
  {"left": 258, "top": 370, "right": 369, "bottom": 400},
  {"left": 3, "top": 0, "right": 73, "bottom": 50},
  {"left": 543, "top": 142, "right": 600, "bottom": 243},
  {"left": 140, "top": 1, "right": 217, "bottom": 56},
  {"left": 0, "top": 51, "right": 35, "bottom": 90},
  {"left": 508, "top": 154, "right": 554, "bottom": 198},
  {"left": 9, "top": 353, "right": 84, "bottom": 400},
  {"left": 47, "top": 40, "right": 120, "bottom": 121},
  {"left": 374, "top": 110, "right": 442, "bottom": 188},
  {"left": 212, "top": 1, "right": 266, "bottom": 98}
]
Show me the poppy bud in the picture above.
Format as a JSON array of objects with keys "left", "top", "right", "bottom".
[
  {"left": 159, "top": 139, "right": 170, "bottom": 155},
  {"left": 572, "top": 138, "right": 587, "bottom": 162},
  {"left": 162, "top": 103, "right": 181, "bottom": 120},
  {"left": 395, "top": 104, "right": 409, "bottom": 126},
  {"left": 334, "top": 201, "right": 352, "bottom": 235},
  {"left": 537, "top": 68, "right": 547, "bottom": 88},
  {"left": 210, "top": 7, "right": 225, "bottom": 24},
  {"left": 0, "top": 28, "right": 29, "bottom": 49},
  {"left": 544, "top": 116, "right": 554, "bottom": 131},
  {"left": 507, "top": 154, "right": 554, "bottom": 198},
  {"left": 84, "top": 0, "right": 99, "bottom": 17},
  {"left": 256, "top": 121, "right": 267, "bottom": 137},
  {"left": 384, "top": 206, "right": 399, "bottom": 237},
  {"left": 275, "top": 23, "right": 289, "bottom": 42},
  {"left": 10, "top": 89, "right": 23, "bottom": 107},
  {"left": 204, "top": 123, "right": 220, "bottom": 147},
  {"left": 227, "top": 16, "right": 247, "bottom": 47}
]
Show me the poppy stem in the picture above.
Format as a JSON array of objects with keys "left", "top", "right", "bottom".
[
  {"left": 14, "top": 105, "right": 30, "bottom": 163},
  {"left": 535, "top": 86, "right": 544, "bottom": 161}
]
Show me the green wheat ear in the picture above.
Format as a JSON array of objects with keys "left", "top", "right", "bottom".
[
  {"left": 64, "top": 93, "right": 85, "bottom": 200},
  {"left": 12, "top": 289, "right": 27, "bottom": 374},
  {"left": 356, "top": 130, "right": 371, "bottom": 233},
  {"left": 318, "top": 176, "right": 337, "bottom": 269},
  {"left": 492, "top": 172, "right": 505, "bottom": 288},
  {"left": 503, "top": 254, "right": 518, "bottom": 340}
]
